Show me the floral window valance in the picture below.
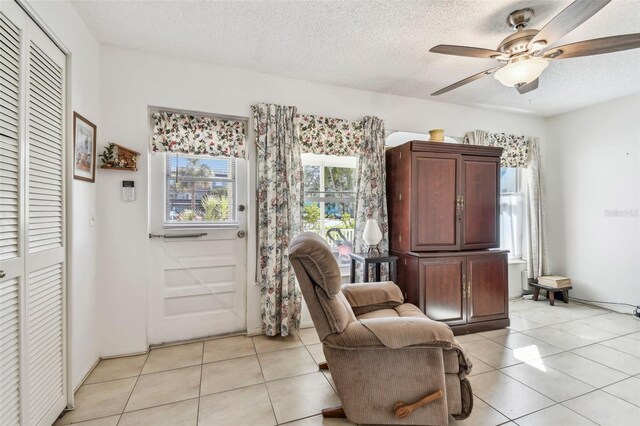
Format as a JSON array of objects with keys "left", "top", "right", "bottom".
[
  {"left": 151, "top": 111, "right": 246, "bottom": 158},
  {"left": 297, "top": 114, "right": 364, "bottom": 156},
  {"left": 464, "top": 130, "right": 530, "bottom": 168}
]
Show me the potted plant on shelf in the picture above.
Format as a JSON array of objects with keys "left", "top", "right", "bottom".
[{"left": 100, "top": 143, "right": 115, "bottom": 167}]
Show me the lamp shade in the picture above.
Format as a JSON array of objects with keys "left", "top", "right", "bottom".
[
  {"left": 494, "top": 57, "right": 549, "bottom": 87},
  {"left": 362, "top": 219, "right": 383, "bottom": 247}
]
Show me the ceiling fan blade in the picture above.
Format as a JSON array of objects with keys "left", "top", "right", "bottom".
[
  {"left": 430, "top": 44, "right": 502, "bottom": 59},
  {"left": 431, "top": 66, "right": 502, "bottom": 96},
  {"left": 544, "top": 33, "right": 640, "bottom": 59},
  {"left": 516, "top": 78, "right": 539, "bottom": 94},
  {"left": 529, "top": 0, "right": 611, "bottom": 51}
]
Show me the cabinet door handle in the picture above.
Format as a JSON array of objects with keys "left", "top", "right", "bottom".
[{"left": 467, "top": 282, "right": 471, "bottom": 298}]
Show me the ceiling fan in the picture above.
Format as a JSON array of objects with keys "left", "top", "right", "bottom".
[{"left": 429, "top": 0, "right": 640, "bottom": 96}]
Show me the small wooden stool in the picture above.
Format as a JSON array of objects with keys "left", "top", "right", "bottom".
[{"left": 530, "top": 282, "right": 572, "bottom": 306}]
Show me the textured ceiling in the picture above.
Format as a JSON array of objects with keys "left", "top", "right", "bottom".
[{"left": 71, "top": 0, "right": 640, "bottom": 117}]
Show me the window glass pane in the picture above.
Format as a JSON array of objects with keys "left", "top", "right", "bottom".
[
  {"left": 500, "top": 167, "right": 517, "bottom": 193},
  {"left": 302, "top": 157, "right": 357, "bottom": 266},
  {"left": 165, "top": 153, "right": 236, "bottom": 224},
  {"left": 304, "top": 165, "right": 320, "bottom": 191},
  {"left": 324, "top": 166, "right": 355, "bottom": 192}
]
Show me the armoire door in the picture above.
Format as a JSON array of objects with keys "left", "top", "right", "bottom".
[
  {"left": 0, "top": 1, "right": 67, "bottom": 425},
  {"left": 460, "top": 155, "right": 500, "bottom": 250},
  {"left": 411, "top": 153, "right": 460, "bottom": 251},
  {"left": 466, "top": 253, "right": 508, "bottom": 323},
  {"left": 419, "top": 257, "right": 466, "bottom": 325}
]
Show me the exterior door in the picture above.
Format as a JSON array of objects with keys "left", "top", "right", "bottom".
[
  {"left": 466, "top": 253, "right": 508, "bottom": 323},
  {"left": 0, "top": 1, "right": 67, "bottom": 425},
  {"left": 411, "top": 153, "right": 460, "bottom": 251},
  {"left": 460, "top": 155, "right": 500, "bottom": 250},
  {"left": 419, "top": 257, "right": 466, "bottom": 325},
  {"left": 148, "top": 151, "right": 248, "bottom": 344}
]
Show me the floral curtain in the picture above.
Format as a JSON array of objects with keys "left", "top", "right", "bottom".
[
  {"left": 151, "top": 111, "right": 246, "bottom": 158},
  {"left": 355, "top": 116, "right": 389, "bottom": 257},
  {"left": 252, "top": 103, "right": 303, "bottom": 336},
  {"left": 464, "top": 130, "right": 530, "bottom": 168},
  {"left": 297, "top": 114, "right": 364, "bottom": 155}
]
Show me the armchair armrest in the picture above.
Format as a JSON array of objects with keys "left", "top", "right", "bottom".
[
  {"left": 324, "top": 317, "right": 453, "bottom": 350},
  {"left": 341, "top": 281, "right": 403, "bottom": 315},
  {"left": 323, "top": 317, "right": 473, "bottom": 378}
]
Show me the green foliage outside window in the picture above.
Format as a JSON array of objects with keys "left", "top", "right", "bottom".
[
  {"left": 303, "top": 203, "right": 321, "bottom": 230},
  {"left": 202, "top": 195, "right": 230, "bottom": 221}
]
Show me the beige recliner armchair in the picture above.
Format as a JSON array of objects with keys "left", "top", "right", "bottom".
[{"left": 289, "top": 232, "right": 473, "bottom": 425}]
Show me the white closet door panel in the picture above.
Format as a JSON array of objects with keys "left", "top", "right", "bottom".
[
  {"left": 0, "top": 11, "right": 20, "bottom": 264},
  {"left": 0, "top": 278, "right": 20, "bottom": 426},
  {"left": 1, "top": 2, "right": 67, "bottom": 425},
  {"left": 26, "top": 263, "right": 63, "bottom": 425},
  {"left": 27, "top": 41, "right": 63, "bottom": 255}
]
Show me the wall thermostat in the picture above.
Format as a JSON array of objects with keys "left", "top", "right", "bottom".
[{"left": 122, "top": 180, "right": 135, "bottom": 202}]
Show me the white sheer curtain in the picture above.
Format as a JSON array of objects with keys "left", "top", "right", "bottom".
[
  {"left": 500, "top": 168, "right": 528, "bottom": 259},
  {"left": 526, "top": 138, "right": 549, "bottom": 279}
]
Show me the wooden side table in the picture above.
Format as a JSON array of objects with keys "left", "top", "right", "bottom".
[
  {"left": 349, "top": 252, "right": 398, "bottom": 283},
  {"left": 530, "top": 282, "right": 572, "bottom": 306}
]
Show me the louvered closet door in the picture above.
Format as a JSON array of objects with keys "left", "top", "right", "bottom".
[
  {"left": 0, "top": 1, "right": 67, "bottom": 425},
  {"left": 1, "top": 8, "right": 24, "bottom": 426}
]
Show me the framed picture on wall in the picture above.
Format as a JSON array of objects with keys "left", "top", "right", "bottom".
[{"left": 73, "top": 112, "right": 97, "bottom": 182}]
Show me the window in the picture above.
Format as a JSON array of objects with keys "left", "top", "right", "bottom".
[
  {"left": 165, "top": 153, "right": 236, "bottom": 225},
  {"left": 499, "top": 167, "right": 526, "bottom": 259},
  {"left": 302, "top": 154, "right": 357, "bottom": 265}
]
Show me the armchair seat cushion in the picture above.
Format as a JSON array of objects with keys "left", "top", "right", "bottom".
[{"left": 356, "top": 308, "right": 399, "bottom": 320}]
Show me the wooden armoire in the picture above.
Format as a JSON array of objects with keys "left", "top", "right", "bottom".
[{"left": 386, "top": 141, "right": 509, "bottom": 334}]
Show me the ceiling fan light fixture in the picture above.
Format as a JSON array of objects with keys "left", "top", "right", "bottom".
[
  {"left": 494, "top": 57, "right": 549, "bottom": 87},
  {"left": 531, "top": 40, "right": 547, "bottom": 52}
]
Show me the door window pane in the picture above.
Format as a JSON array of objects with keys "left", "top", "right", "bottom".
[{"left": 165, "top": 153, "right": 236, "bottom": 224}]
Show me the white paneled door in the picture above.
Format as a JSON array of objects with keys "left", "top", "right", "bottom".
[
  {"left": 0, "top": 1, "right": 67, "bottom": 425},
  {"left": 148, "top": 153, "right": 248, "bottom": 344}
]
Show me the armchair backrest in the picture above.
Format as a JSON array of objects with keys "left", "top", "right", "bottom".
[{"left": 289, "top": 232, "right": 356, "bottom": 341}]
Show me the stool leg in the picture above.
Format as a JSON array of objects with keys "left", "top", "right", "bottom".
[
  {"left": 533, "top": 287, "right": 540, "bottom": 301},
  {"left": 549, "top": 290, "right": 555, "bottom": 306},
  {"left": 562, "top": 290, "right": 569, "bottom": 304}
]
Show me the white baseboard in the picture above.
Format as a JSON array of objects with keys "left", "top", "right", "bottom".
[
  {"left": 246, "top": 327, "right": 263, "bottom": 336},
  {"left": 300, "top": 320, "right": 314, "bottom": 329}
]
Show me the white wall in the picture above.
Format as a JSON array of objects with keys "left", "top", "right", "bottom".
[
  {"left": 545, "top": 94, "right": 640, "bottom": 312},
  {"left": 26, "top": 0, "right": 101, "bottom": 390},
  {"left": 98, "top": 45, "right": 546, "bottom": 355}
]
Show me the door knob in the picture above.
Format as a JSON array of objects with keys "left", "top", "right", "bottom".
[
  {"left": 237, "top": 230, "right": 246, "bottom": 238},
  {"left": 238, "top": 205, "right": 246, "bottom": 212},
  {"left": 0, "top": 270, "right": 6, "bottom": 279}
]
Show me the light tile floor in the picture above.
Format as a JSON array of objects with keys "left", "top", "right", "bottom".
[{"left": 56, "top": 299, "right": 640, "bottom": 426}]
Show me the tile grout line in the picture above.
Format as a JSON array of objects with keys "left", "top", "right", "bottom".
[
  {"left": 196, "top": 342, "right": 204, "bottom": 425},
  {"left": 115, "top": 352, "right": 149, "bottom": 426},
  {"left": 252, "top": 335, "right": 279, "bottom": 426},
  {"left": 564, "top": 345, "right": 640, "bottom": 377}
]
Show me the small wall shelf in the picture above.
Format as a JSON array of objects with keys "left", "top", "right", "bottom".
[{"left": 100, "top": 143, "right": 140, "bottom": 171}]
